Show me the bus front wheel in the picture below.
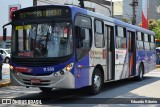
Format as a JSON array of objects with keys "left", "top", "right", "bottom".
[{"left": 90, "top": 68, "right": 103, "bottom": 95}]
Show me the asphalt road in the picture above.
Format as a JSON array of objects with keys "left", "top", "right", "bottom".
[{"left": 0, "top": 65, "right": 160, "bottom": 107}]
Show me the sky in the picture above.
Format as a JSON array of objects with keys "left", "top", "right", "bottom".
[{"left": 0, "top": 0, "right": 33, "bottom": 36}]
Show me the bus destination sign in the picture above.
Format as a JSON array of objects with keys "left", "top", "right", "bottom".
[{"left": 13, "top": 7, "right": 71, "bottom": 20}]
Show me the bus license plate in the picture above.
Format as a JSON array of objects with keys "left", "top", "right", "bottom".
[{"left": 31, "top": 79, "right": 41, "bottom": 84}]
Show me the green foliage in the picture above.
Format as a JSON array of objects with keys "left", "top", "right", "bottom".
[
  {"left": 121, "top": 18, "right": 130, "bottom": 23},
  {"left": 139, "top": 19, "right": 160, "bottom": 39}
]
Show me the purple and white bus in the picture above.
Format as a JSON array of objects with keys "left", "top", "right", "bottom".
[{"left": 3, "top": 5, "right": 156, "bottom": 94}]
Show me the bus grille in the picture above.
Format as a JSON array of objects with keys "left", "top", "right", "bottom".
[{"left": 21, "top": 72, "right": 53, "bottom": 76}]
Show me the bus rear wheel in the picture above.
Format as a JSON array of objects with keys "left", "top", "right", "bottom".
[
  {"left": 39, "top": 87, "right": 53, "bottom": 92},
  {"left": 90, "top": 68, "right": 103, "bottom": 95},
  {"left": 135, "top": 64, "right": 144, "bottom": 81}
]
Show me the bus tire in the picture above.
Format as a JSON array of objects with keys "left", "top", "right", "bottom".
[
  {"left": 90, "top": 68, "right": 103, "bottom": 95},
  {"left": 135, "top": 64, "right": 144, "bottom": 81},
  {"left": 39, "top": 87, "right": 53, "bottom": 92}
]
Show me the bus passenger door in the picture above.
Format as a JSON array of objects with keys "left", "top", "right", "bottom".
[
  {"left": 105, "top": 25, "right": 114, "bottom": 81},
  {"left": 127, "top": 31, "right": 136, "bottom": 76}
]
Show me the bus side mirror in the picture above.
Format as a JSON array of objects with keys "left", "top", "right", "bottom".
[
  {"left": 80, "top": 29, "right": 85, "bottom": 40},
  {"left": 3, "top": 28, "right": 7, "bottom": 41}
]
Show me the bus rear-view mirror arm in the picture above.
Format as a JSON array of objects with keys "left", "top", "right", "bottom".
[{"left": 2, "top": 22, "right": 11, "bottom": 41}]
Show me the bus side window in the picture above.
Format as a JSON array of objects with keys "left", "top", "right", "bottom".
[{"left": 116, "top": 26, "right": 126, "bottom": 49}]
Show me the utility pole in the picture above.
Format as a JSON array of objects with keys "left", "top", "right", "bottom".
[
  {"left": 111, "top": 0, "right": 113, "bottom": 18},
  {"left": 33, "top": 0, "right": 37, "bottom": 6},
  {"left": 78, "top": 0, "right": 85, "bottom": 8},
  {"left": 130, "top": 0, "right": 138, "bottom": 25}
]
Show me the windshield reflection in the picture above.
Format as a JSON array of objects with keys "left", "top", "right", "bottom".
[{"left": 12, "top": 22, "right": 73, "bottom": 58}]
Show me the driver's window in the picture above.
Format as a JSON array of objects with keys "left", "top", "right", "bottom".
[{"left": 75, "top": 15, "right": 92, "bottom": 60}]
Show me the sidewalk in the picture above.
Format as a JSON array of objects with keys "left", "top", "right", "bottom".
[
  {"left": 0, "top": 79, "right": 10, "bottom": 87},
  {"left": 157, "top": 65, "right": 160, "bottom": 68},
  {"left": 0, "top": 63, "right": 10, "bottom": 88}
]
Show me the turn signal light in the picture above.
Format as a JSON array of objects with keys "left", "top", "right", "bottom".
[
  {"left": 66, "top": 64, "right": 73, "bottom": 72},
  {"left": 10, "top": 65, "right": 14, "bottom": 71}
]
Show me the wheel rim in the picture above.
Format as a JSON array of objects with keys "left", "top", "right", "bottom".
[{"left": 94, "top": 74, "right": 101, "bottom": 89}]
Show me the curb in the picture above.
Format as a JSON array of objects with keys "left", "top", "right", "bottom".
[{"left": 0, "top": 80, "right": 11, "bottom": 88}]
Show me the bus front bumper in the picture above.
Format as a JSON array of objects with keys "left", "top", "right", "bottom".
[{"left": 10, "top": 70, "right": 75, "bottom": 89}]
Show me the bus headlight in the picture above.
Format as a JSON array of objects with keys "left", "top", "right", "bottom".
[
  {"left": 10, "top": 65, "right": 14, "bottom": 71},
  {"left": 65, "top": 63, "right": 73, "bottom": 72}
]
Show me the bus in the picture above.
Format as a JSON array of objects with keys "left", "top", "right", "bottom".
[
  {"left": 156, "top": 39, "right": 160, "bottom": 64},
  {"left": 3, "top": 5, "right": 156, "bottom": 94}
]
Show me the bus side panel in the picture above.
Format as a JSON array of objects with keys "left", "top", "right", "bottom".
[
  {"left": 146, "top": 51, "right": 156, "bottom": 72},
  {"left": 75, "top": 54, "right": 90, "bottom": 88},
  {"left": 115, "top": 49, "right": 129, "bottom": 80},
  {"left": 151, "top": 51, "right": 157, "bottom": 70},
  {"left": 136, "top": 50, "right": 146, "bottom": 73}
]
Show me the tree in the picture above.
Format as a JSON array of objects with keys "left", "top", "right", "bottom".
[
  {"left": 139, "top": 19, "right": 160, "bottom": 39},
  {"left": 121, "top": 18, "right": 130, "bottom": 23}
]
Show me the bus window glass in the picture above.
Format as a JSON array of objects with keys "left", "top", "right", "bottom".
[
  {"left": 151, "top": 35, "right": 154, "bottom": 43},
  {"left": 116, "top": 38, "right": 126, "bottom": 49},
  {"left": 95, "top": 20, "right": 104, "bottom": 48},
  {"left": 144, "top": 42, "right": 150, "bottom": 50},
  {"left": 144, "top": 34, "right": 148, "bottom": 41},
  {"left": 95, "top": 20, "right": 103, "bottom": 33},
  {"left": 117, "top": 26, "right": 124, "bottom": 37},
  {"left": 116, "top": 26, "right": 126, "bottom": 49},
  {"left": 137, "top": 41, "right": 144, "bottom": 50},
  {"left": 95, "top": 34, "right": 104, "bottom": 48},
  {"left": 137, "top": 32, "right": 142, "bottom": 40}
]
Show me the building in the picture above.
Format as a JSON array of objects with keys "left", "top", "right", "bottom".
[
  {"left": 123, "top": 0, "right": 160, "bottom": 25},
  {"left": 113, "top": 0, "right": 123, "bottom": 19},
  {"left": 0, "top": 0, "right": 33, "bottom": 48},
  {"left": 36, "top": 0, "right": 113, "bottom": 17}
]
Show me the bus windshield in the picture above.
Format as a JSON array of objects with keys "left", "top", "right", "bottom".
[{"left": 12, "top": 21, "right": 73, "bottom": 58}]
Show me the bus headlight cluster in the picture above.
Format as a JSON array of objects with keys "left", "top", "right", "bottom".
[
  {"left": 53, "top": 63, "right": 73, "bottom": 77},
  {"left": 60, "top": 70, "right": 65, "bottom": 75},
  {"left": 10, "top": 65, "right": 14, "bottom": 70},
  {"left": 53, "top": 72, "right": 59, "bottom": 77},
  {"left": 65, "top": 63, "right": 73, "bottom": 72}
]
